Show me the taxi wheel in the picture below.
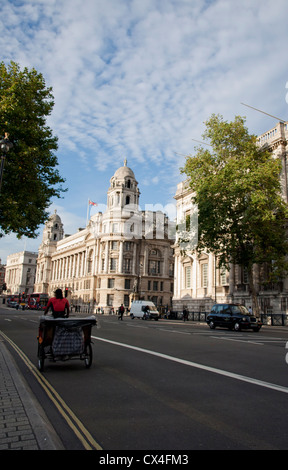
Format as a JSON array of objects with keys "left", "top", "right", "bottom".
[{"left": 234, "top": 322, "right": 241, "bottom": 331}]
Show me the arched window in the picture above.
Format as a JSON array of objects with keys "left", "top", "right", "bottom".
[{"left": 87, "top": 250, "right": 93, "bottom": 274}]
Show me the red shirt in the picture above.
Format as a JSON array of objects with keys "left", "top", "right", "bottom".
[{"left": 46, "top": 297, "right": 69, "bottom": 317}]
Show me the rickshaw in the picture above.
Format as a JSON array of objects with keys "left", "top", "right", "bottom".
[{"left": 37, "top": 315, "right": 97, "bottom": 371}]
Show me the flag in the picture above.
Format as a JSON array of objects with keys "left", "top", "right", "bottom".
[
  {"left": 89, "top": 200, "right": 97, "bottom": 206},
  {"left": 86, "top": 199, "right": 98, "bottom": 225}
]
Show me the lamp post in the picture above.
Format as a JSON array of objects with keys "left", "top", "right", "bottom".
[{"left": 0, "top": 132, "right": 13, "bottom": 193}]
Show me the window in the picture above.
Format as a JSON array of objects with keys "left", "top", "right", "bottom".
[
  {"left": 220, "top": 268, "right": 227, "bottom": 286},
  {"left": 112, "top": 223, "right": 118, "bottom": 233},
  {"left": 87, "top": 251, "right": 93, "bottom": 274},
  {"left": 202, "top": 263, "right": 208, "bottom": 288},
  {"left": 153, "top": 281, "right": 158, "bottom": 291},
  {"left": 111, "top": 241, "right": 118, "bottom": 250},
  {"left": 124, "top": 241, "right": 132, "bottom": 251},
  {"left": 107, "top": 294, "right": 114, "bottom": 306},
  {"left": 123, "top": 258, "right": 131, "bottom": 273},
  {"left": 125, "top": 279, "right": 131, "bottom": 289},
  {"left": 185, "top": 266, "right": 191, "bottom": 288},
  {"left": 148, "top": 260, "right": 161, "bottom": 275},
  {"left": 108, "top": 278, "right": 115, "bottom": 288},
  {"left": 243, "top": 267, "right": 248, "bottom": 284},
  {"left": 110, "top": 258, "right": 117, "bottom": 272}
]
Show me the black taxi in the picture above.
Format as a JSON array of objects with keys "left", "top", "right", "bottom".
[{"left": 207, "top": 303, "right": 262, "bottom": 332}]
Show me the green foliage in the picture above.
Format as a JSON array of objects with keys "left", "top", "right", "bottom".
[
  {"left": 181, "top": 114, "right": 288, "bottom": 283},
  {"left": 0, "top": 61, "right": 66, "bottom": 238}
]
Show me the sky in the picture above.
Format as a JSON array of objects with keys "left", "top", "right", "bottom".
[{"left": 1, "top": 0, "right": 288, "bottom": 264}]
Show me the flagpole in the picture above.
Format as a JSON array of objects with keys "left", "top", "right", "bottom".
[
  {"left": 86, "top": 199, "right": 90, "bottom": 225},
  {"left": 86, "top": 199, "right": 97, "bottom": 225}
]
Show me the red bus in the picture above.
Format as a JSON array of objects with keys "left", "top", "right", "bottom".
[{"left": 27, "top": 293, "right": 49, "bottom": 310}]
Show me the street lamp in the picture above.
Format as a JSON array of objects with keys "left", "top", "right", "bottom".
[{"left": 0, "top": 133, "right": 13, "bottom": 193}]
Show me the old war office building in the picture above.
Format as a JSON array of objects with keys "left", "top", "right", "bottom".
[
  {"left": 34, "top": 161, "right": 175, "bottom": 312},
  {"left": 173, "top": 120, "right": 288, "bottom": 315}
]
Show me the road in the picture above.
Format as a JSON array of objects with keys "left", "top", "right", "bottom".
[{"left": 1, "top": 306, "right": 288, "bottom": 450}]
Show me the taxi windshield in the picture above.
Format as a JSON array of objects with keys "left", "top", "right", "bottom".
[{"left": 230, "top": 305, "right": 250, "bottom": 315}]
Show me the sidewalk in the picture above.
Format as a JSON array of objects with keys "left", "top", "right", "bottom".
[{"left": 0, "top": 338, "right": 64, "bottom": 450}]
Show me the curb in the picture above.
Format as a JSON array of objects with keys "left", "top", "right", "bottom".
[{"left": 0, "top": 339, "right": 64, "bottom": 450}]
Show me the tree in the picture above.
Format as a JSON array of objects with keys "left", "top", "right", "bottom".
[
  {"left": 181, "top": 114, "right": 288, "bottom": 315},
  {"left": 0, "top": 61, "right": 66, "bottom": 239}
]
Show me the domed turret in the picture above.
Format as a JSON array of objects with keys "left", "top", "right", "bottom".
[
  {"left": 113, "top": 159, "right": 136, "bottom": 179},
  {"left": 108, "top": 159, "right": 140, "bottom": 209},
  {"left": 42, "top": 210, "right": 64, "bottom": 244}
]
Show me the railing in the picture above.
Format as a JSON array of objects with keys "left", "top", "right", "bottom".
[
  {"left": 166, "top": 311, "right": 288, "bottom": 326},
  {"left": 167, "top": 311, "right": 208, "bottom": 321},
  {"left": 260, "top": 313, "right": 288, "bottom": 326}
]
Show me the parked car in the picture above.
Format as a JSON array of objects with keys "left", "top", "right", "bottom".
[{"left": 207, "top": 303, "right": 262, "bottom": 332}]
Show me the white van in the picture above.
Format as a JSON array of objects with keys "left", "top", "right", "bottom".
[{"left": 130, "top": 300, "right": 159, "bottom": 321}]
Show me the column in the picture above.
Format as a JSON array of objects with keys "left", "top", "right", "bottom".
[{"left": 118, "top": 241, "right": 123, "bottom": 273}]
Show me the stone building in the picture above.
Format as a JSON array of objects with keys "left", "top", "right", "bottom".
[
  {"left": 0, "top": 259, "right": 6, "bottom": 294},
  {"left": 173, "top": 121, "right": 288, "bottom": 315},
  {"left": 34, "top": 160, "right": 174, "bottom": 313},
  {"left": 5, "top": 251, "right": 38, "bottom": 295}
]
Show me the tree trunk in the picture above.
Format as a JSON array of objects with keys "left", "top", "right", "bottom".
[{"left": 248, "top": 265, "right": 260, "bottom": 317}]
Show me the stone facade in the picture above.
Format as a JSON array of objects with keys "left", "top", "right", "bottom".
[
  {"left": 34, "top": 161, "right": 175, "bottom": 313},
  {"left": 5, "top": 251, "right": 38, "bottom": 295},
  {"left": 173, "top": 121, "right": 288, "bottom": 315}
]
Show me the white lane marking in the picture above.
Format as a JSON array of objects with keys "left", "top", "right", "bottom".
[
  {"left": 159, "top": 328, "right": 190, "bottom": 335},
  {"left": 92, "top": 336, "right": 288, "bottom": 395},
  {"left": 211, "top": 336, "right": 264, "bottom": 345}
]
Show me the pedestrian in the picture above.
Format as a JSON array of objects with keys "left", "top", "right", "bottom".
[
  {"left": 183, "top": 307, "right": 188, "bottom": 321},
  {"left": 144, "top": 305, "right": 150, "bottom": 320},
  {"left": 118, "top": 304, "right": 125, "bottom": 320},
  {"left": 44, "top": 288, "right": 70, "bottom": 318}
]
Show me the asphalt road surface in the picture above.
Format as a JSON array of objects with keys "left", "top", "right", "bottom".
[{"left": 1, "top": 307, "right": 288, "bottom": 451}]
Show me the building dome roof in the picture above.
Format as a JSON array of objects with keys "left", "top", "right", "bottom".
[
  {"left": 113, "top": 159, "right": 135, "bottom": 180},
  {"left": 49, "top": 209, "right": 61, "bottom": 222}
]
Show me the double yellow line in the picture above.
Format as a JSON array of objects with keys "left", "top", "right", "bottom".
[{"left": 0, "top": 330, "right": 102, "bottom": 450}]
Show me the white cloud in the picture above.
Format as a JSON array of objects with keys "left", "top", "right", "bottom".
[{"left": 1, "top": 0, "right": 288, "bottom": 262}]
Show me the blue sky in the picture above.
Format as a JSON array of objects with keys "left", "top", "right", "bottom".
[{"left": 1, "top": 0, "right": 288, "bottom": 263}]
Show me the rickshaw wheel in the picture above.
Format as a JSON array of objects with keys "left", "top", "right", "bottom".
[
  {"left": 38, "top": 345, "right": 45, "bottom": 372},
  {"left": 84, "top": 344, "right": 93, "bottom": 368}
]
